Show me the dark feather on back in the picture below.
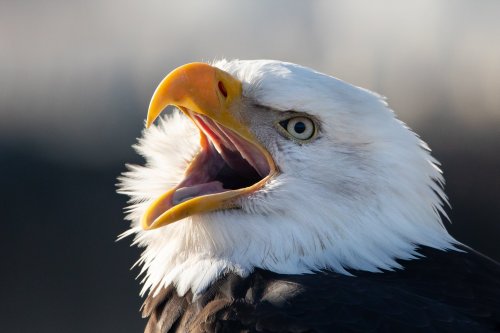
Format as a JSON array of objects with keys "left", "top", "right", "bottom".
[{"left": 142, "top": 245, "right": 500, "bottom": 333}]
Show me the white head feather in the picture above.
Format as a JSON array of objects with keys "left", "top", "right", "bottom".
[{"left": 118, "top": 59, "right": 457, "bottom": 298}]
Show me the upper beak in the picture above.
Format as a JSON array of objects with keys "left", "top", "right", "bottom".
[
  {"left": 147, "top": 62, "right": 253, "bottom": 142},
  {"left": 141, "top": 63, "right": 275, "bottom": 230}
]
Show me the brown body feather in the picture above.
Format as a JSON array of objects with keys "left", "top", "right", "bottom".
[{"left": 141, "top": 245, "right": 500, "bottom": 333}]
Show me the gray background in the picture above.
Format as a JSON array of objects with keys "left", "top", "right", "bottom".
[{"left": 1, "top": 1, "right": 499, "bottom": 332}]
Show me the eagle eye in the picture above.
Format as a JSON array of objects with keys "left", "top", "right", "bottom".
[{"left": 278, "top": 116, "right": 316, "bottom": 141}]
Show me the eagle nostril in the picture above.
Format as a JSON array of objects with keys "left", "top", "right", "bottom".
[{"left": 218, "top": 81, "right": 228, "bottom": 98}]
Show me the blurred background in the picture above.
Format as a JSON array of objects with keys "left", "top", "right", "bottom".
[{"left": 1, "top": 0, "right": 499, "bottom": 331}]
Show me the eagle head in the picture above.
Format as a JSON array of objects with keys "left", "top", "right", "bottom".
[{"left": 118, "top": 60, "right": 456, "bottom": 297}]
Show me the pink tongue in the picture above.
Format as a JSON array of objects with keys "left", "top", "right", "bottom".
[{"left": 172, "top": 181, "right": 227, "bottom": 205}]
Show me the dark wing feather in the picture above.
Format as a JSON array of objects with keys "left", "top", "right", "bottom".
[{"left": 143, "top": 245, "right": 500, "bottom": 333}]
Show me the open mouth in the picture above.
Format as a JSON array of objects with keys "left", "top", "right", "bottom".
[
  {"left": 142, "top": 109, "right": 276, "bottom": 229},
  {"left": 139, "top": 62, "right": 278, "bottom": 229}
]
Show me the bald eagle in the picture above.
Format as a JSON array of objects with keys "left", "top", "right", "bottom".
[{"left": 118, "top": 60, "right": 500, "bottom": 332}]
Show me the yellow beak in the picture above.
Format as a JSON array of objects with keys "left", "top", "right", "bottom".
[{"left": 141, "top": 63, "right": 276, "bottom": 230}]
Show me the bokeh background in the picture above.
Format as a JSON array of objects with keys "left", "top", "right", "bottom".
[{"left": 2, "top": 0, "right": 499, "bottom": 332}]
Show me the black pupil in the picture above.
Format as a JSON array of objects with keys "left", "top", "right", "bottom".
[{"left": 294, "top": 121, "right": 306, "bottom": 134}]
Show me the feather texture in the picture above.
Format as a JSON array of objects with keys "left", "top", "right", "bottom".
[{"left": 142, "top": 245, "right": 500, "bottom": 333}]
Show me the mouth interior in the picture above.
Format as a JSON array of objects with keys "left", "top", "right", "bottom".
[{"left": 166, "top": 112, "right": 271, "bottom": 210}]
